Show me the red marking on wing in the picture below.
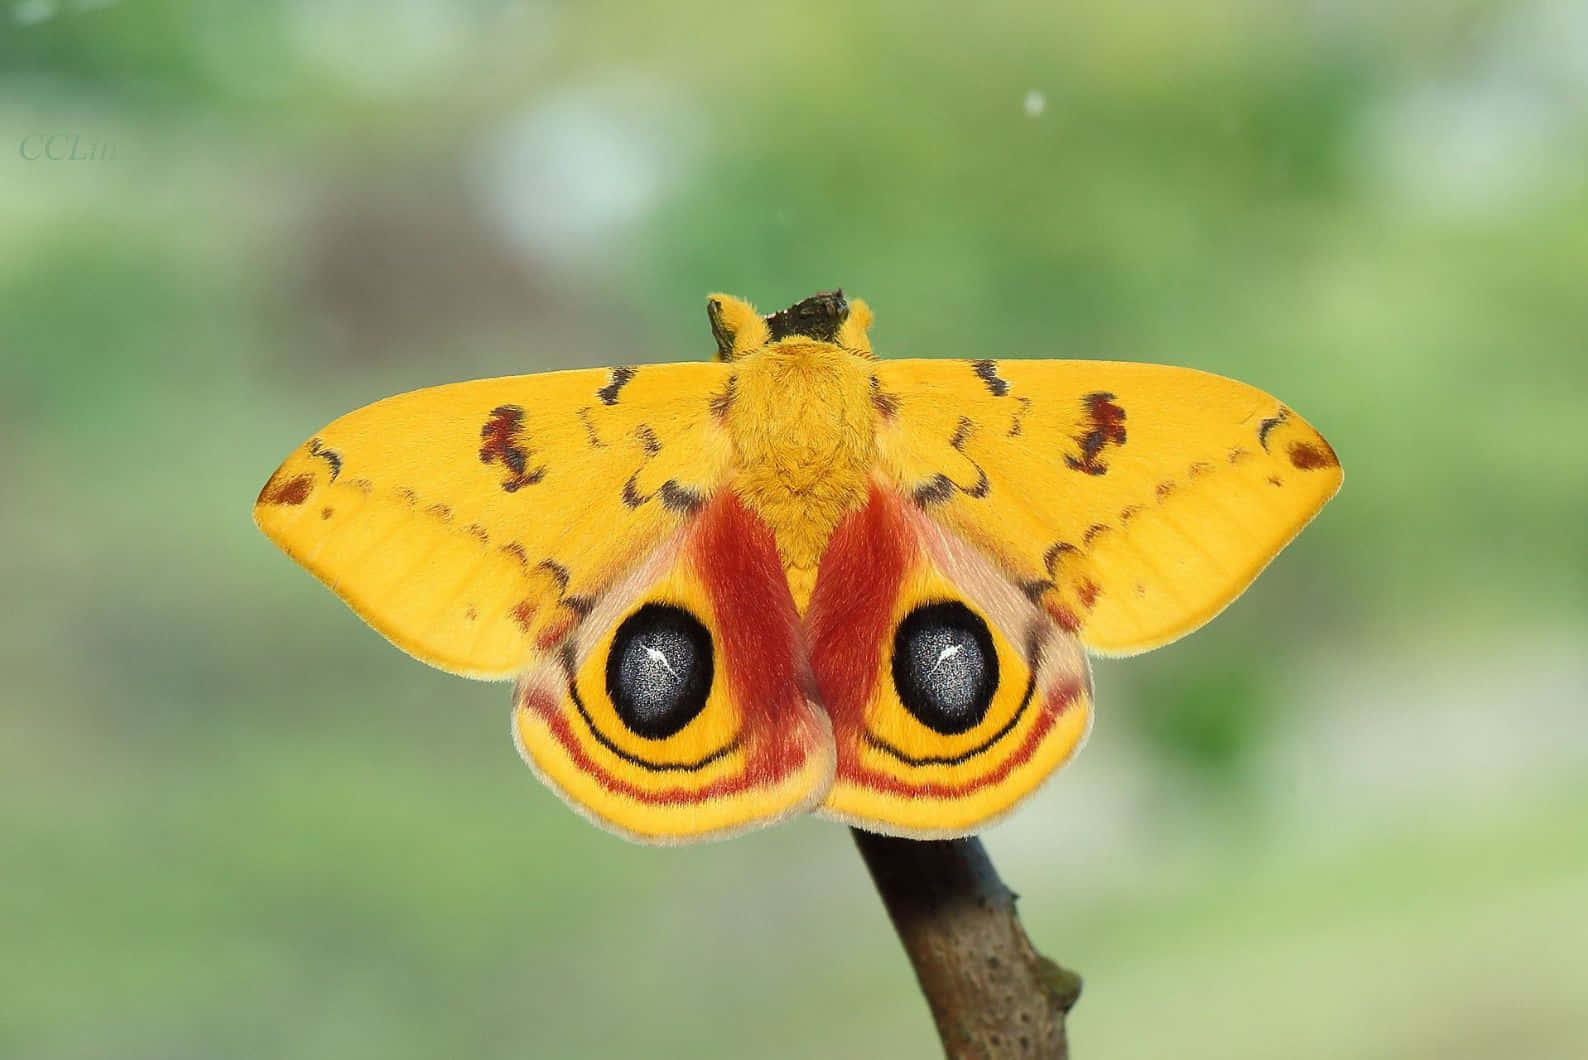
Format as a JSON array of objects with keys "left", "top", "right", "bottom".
[
  {"left": 523, "top": 689, "right": 759, "bottom": 805},
  {"left": 259, "top": 473, "right": 314, "bottom": 506},
  {"left": 692, "top": 491, "right": 815, "bottom": 781},
  {"left": 535, "top": 615, "right": 575, "bottom": 651},
  {"left": 806, "top": 485, "right": 916, "bottom": 750},
  {"left": 510, "top": 600, "right": 537, "bottom": 632},
  {"left": 839, "top": 677, "right": 1084, "bottom": 798},
  {"left": 1065, "top": 392, "right": 1127, "bottom": 475},
  {"left": 1077, "top": 579, "right": 1101, "bottom": 610},
  {"left": 1045, "top": 602, "right": 1082, "bottom": 633}
]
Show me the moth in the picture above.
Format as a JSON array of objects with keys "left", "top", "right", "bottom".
[{"left": 255, "top": 291, "right": 1341, "bottom": 843}]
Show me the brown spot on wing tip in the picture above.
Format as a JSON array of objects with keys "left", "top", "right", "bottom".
[
  {"left": 260, "top": 473, "right": 314, "bottom": 506},
  {"left": 1288, "top": 439, "right": 1339, "bottom": 470}
]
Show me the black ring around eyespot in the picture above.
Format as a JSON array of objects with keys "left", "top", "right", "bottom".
[
  {"left": 605, "top": 603, "right": 714, "bottom": 740},
  {"left": 890, "top": 600, "right": 999, "bottom": 736}
]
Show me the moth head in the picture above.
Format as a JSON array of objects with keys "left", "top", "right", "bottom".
[{"left": 707, "top": 290, "right": 874, "bottom": 361}]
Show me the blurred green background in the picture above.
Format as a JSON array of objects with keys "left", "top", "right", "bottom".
[{"left": 4, "top": 2, "right": 1586, "bottom": 1057}]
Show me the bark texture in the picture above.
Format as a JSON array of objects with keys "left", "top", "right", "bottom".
[{"left": 852, "top": 829, "right": 1082, "bottom": 1059}]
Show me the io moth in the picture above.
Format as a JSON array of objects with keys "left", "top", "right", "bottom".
[{"left": 255, "top": 291, "right": 1340, "bottom": 843}]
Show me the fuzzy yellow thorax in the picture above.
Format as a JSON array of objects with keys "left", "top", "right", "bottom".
[{"left": 711, "top": 293, "right": 878, "bottom": 597}]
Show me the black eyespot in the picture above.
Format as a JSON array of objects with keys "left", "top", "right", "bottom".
[
  {"left": 891, "top": 601, "right": 999, "bottom": 735},
  {"left": 606, "top": 603, "right": 714, "bottom": 739}
]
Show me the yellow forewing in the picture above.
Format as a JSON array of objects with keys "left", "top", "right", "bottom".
[
  {"left": 254, "top": 364, "right": 734, "bottom": 678},
  {"left": 871, "top": 359, "right": 1342, "bottom": 655}
]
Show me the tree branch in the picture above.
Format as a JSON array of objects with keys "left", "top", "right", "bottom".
[{"left": 851, "top": 829, "right": 1082, "bottom": 1059}]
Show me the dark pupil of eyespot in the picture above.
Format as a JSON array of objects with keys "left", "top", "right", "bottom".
[
  {"left": 606, "top": 603, "right": 714, "bottom": 740},
  {"left": 891, "top": 601, "right": 998, "bottom": 736}
]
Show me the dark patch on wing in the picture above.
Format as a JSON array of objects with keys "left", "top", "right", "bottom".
[
  {"left": 320, "top": 507, "right": 334, "bottom": 520},
  {"left": 634, "top": 424, "right": 662, "bottom": 456},
  {"left": 1288, "top": 439, "right": 1338, "bottom": 470},
  {"left": 1257, "top": 407, "right": 1289, "bottom": 451},
  {"left": 659, "top": 481, "right": 705, "bottom": 514},
  {"left": 870, "top": 375, "right": 899, "bottom": 419},
  {"left": 510, "top": 600, "right": 537, "bottom": 632},
  {"left": 465, "top": 523, "right": 490, "bottom": 543},
  {"left": 1019, "top": 578, "right": 1053, "bottom": 603},
  {"left": 500, "top": 542, "right": 529, "bottom": 567},
  {"left": 260, "top": 473, "right": 314, "bottom": 506},
  {"left": 1008, "top": 395, "right": 1032, "bottom": 437},
  {"left": 576, "top": 407, "right": 607, "bottom": 448},
  {"left": 909, "top": 418, "right": 991, "bottom": 506},
  {"left": 949, "top": 418, "right": 990, "bottom": 499},
  {"left": 911, "top": 474, "right": 956, "bottom": 507},
  {"left": 971, "top": 360, "right": 1010, "bottom": 397},
  {"left": 479, "top": 405, "right": 547, "bottom": 492},
  {"left": 307, "top": 438, "right": 342, "bottom": 481},
  {"left": 596, "top": 366, "right": 636, "bottom": 406},
  {"left": 623, "top": 473, "right": 704, "bottom": 513},
  {"left": 536, "top": 560, "right": 571, "bottom": 593},
  {"left": 709, "top": 375, "right": 738, "bottom": 419},
  {"left": 425, "top": 503, "right": 453, "bottom": 522},
  {"left": 1077, "top": 580, "right": 1101, "bottom": 609},
  {"left": 1042, "top": 540, "right": 1079, "bottom": 573},
  {"left": 1082, "top": 523, "right": 1109, "bottom": 547},
  {"left": 1064, "top": 391, "right": 1127, "bottom": 476}
]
